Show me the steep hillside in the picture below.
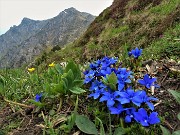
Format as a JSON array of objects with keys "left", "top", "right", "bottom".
[
  {"left": 0, "top": 7, "right": 95, "bottom": 68},
  {"left": 46, "top": 0, "right": 179, "bottom": 65}
]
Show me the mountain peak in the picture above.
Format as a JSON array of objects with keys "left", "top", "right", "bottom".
[
  {"left": 64, "top": 7, "right": 78, "bottom": 13},
  {"left": 21, "top": 17, "right": 36, "bottom": 24},
  {"left": 0, "top": 8, "right": 95, "bottom": 68}
]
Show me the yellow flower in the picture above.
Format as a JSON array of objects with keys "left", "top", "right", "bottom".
[
  {"left": 49, "top": 62, "right": 55, "bottom": 67},
  {"left": 28, "top": 67, "right": 35, "bottom": 72}
]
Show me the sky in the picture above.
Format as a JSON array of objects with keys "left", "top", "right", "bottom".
[{"left": 0, "top": 0, "right": 113, "bottom": 35}]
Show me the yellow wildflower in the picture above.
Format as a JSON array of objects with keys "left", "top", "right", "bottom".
[
  {"left": 28, "top": 67, "right": 35, "bottom": 72},
  {"left": 49, "top": 62, "right": 55, "bottom": 67}
]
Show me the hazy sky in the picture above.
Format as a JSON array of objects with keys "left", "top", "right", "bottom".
[{"left": 0, "top": 0, "right": 113, "bottom": 35}]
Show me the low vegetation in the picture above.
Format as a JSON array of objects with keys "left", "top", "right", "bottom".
[{"left": 0, "top": 0, "right": 180, "bottom": 134}]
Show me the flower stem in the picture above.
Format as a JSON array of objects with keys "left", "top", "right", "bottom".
[
  {"left": 120, "top": 118, "right": 124, "bottom": 128},
  {"left": 109, "top": 113, "right": 112, "bottom": 135},
  {"left": 57, "top": 97, "right": 63, "bottom": 112},
  {"left": 3, "top": 97, "right": 32, "bottom": 108}
]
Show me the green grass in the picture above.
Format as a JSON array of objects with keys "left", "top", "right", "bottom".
[
  {"left": 143, "top": 23, "right": 180, "bottom": 60},
  {"left": 150, "top": 0, "right": 180, "bottom": 15},
  {"left": 99, "top": 25, "right": 129, "bottom": 41}
]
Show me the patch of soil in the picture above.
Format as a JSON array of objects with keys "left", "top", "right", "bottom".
[
  {"left": 11, "top": 116, "right": 43, "bottom": 135},
  {"left": 0, "top": 106, "right": 43, "bottom": 135},
  {"left": 148, "top": 59, "right": 180, "bottom": 131}
]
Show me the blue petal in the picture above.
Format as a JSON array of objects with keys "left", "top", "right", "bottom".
[
  {"left": 149, "top": 112, "right": 160, "bottom": 124},
  {"left": 109, "top": 107, "right": 120, "bottom": 114},
  {"left": 119, "top": 92, "right": 129, "bottom": 98},
  {"left": 144, "top": 74, "right": 150, "bottom": 82},
  {"left": 133, "top": 112, "right": 142, "bottom": 122},
  {"left": 88, "top": 93, "right": 100, "bottom": 99},
  {"left": 140, "top": 120, "right": 149, "bottom": 127},
  {"left": 149, "top": 78, "right": 157, "bottom": 84},
  {"left": 125, "top": 115, "right": 132, "bottom": 123},
  {"left": 148, "top": 96, "right": 158, "bottom": 101},
  {"left": 146, "top": 102, "right": 154, "bottom": 111},
  {"left": 125, "top": 79, "right": 131, "bottom": 83},
  {"left": 120, "top": 98, "right": 130, "bottom": 104},
  {"left": 118, "top": 83, "right": 124, "bottom": 91},
  {"left": 100, "top": 95, "right": 109, "bottom": 102},
  {"left": 138, "top": 79, "right": 146, "bottom": 85},
  {"left": 127, "top": 89, "right": 135, "bottom": 96},
  {"left": 132, "top": 96, "right": 142, "bottom": 106},
  {"left": 138, "top": 108, "right": 148, "bottom": 118},
  {"left": 107, "top": 99, "right": 115, "bottom": 107}
]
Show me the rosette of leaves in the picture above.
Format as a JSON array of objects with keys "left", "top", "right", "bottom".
[{"left": 50, "top": 60, "right": 85, "bottom": 95}]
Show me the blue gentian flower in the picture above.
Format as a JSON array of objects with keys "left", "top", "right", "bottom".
[
  {"left": 117, "top": 68, "right": 132, "bottom": 91},
  {"left": 89, "top": 80, "right": 107, "bottom": 99},
  {"left": 89, "top": 80, "right": 106, "bottom": 91},
  {"left": 130, "top": 47, "right": 142, "bottom": 59},
  {"left": 89, "top": 88, "right": 104, "bottom": 99},
  {"left": 101, "top": 67, "right": 113, "bottom": 76},
  {"left": 84, "top": 70, "right": 96, "bottom": 84},
  {"left": 90, "top": 61, "right": 100, "bottom": 69},
  {"left": 35, "top": 93, "right": 43, "bottom": 102},
  {"left": 100, "top": 91, "right": 120, "bottom": 107},
  {"left": 133, "top": 108, "right": 160, "bottom": 126},
  {"left": 101, "top": 57, "right": 118, "bottom": 69},
  {"left": 109, "top": 103, "right": 124, "bottom": 114},
  {"left": 138, "top": 74, "right": 159, "bottom": 89},
  {"left": 138, "top": 90, "right": 158, "bottom": 111},
  {"left": 125, "top": 107, "right": 136, "bottom": 123},
  {"left": 117, "top": 88, "right": 142, "bottom": 106}
]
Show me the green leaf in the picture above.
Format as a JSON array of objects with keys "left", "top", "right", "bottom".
[
  {"left": 172, "top": 130, "right": 180, "bottom": 135},
  {"left": 67, "top": 113, "right": 76, "bottom": 132},
  {"left": 109, "top": 83, "right": 117, "bottom": 91},
  {"left": 160, "top": 125, "right": 171, "bottom": 135},
  {"left": 114, "top": 127, "right": 126, "bottom": 135},
  {"left": 75, "top": 115, "right": 98, "bottom": 135},
  {"left": 29, "top": 99, "right": 45, "bottom": 107},
  {"left": 178, "top": 113, "right": 180, "bottom": 121},
  {"left": 102, "top": 77, "right": 108, "bottom": 85},
  {"left": 65, "top": 69, "right": 74, "bottom": 87},
  {"left": 61, "top": 77, "right": 68, "bottom": 89},
  {"left": 43, "top": 82, "right": 51, "bottom": 94},
  {"left": 55, "top": 64, "right": 63, "bottom": 74},
  {"left": 73, "top": 80, "right": 84, "bottom": 87},
  {"left": 0, "top": 76, "right": 5, "bottom": 95},
  {"left": 107, "top": 72, "right": 117, "bottom": 85},
  {"left": 65, "top": 61, "right": 81, "bottom": 79},
  {"left": 70, "top": 87, "right": 86, "bottom": 94},
  {"left": 53, "top": 81, "right": 66, "bottom": 94},
  {"left": 96, "top": 117, "right": 105, "bottom": 135},
  {"left": 168, "top": 90, "right": 180, "bottom": 104}
]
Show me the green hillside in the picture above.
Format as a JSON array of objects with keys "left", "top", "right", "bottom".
[{"left": 37, "top": 0, "right": 180, "bottom": 66}]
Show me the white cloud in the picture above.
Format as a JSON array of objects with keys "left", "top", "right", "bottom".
[{"left": 0, "top": 0, "right": 113, "bottom": 35}]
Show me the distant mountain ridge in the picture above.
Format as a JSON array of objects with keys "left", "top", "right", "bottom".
[{"left": 0, "top": 7, "right": 95, "bottom": 68}]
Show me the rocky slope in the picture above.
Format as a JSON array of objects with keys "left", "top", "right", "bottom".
[{"left": 0, "top": 7, "right": 95, "bottom": 68}]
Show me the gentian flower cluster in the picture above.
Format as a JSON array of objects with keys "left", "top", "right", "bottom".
[{"left": 84, "top": 55, "right": 160, "bottom": 127}]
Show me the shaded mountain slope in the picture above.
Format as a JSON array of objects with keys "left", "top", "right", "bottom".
[{"left": 0, "top": 7, "right": 95, "bottom": 68}]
